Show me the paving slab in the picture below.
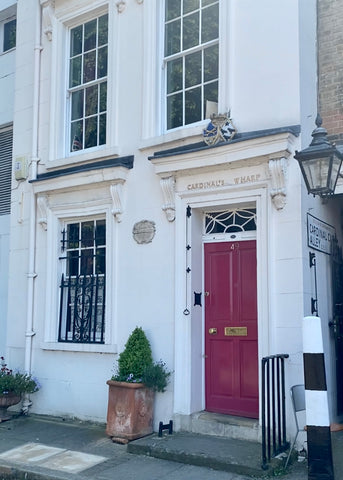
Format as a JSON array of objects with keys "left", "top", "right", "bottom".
[{"left": 0, "top": 414, "right": 312, "bottom": 480}]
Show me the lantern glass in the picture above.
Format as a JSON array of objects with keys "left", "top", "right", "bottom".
[{"left": 300, "top": 153, "right": 342, "bottom": 196}]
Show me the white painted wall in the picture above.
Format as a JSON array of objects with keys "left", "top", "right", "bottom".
[
  {"left": 6, "top": 0, "right": 328, "bottom": 435},
  {"left": 0, "top": 0, "right": 16, "bottom": 356}
]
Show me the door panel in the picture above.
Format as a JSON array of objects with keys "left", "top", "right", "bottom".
[{"left": 205, "top": 241, "right": 258, "bottom": 418}]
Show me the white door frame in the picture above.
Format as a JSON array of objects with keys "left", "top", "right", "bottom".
[{"left": 173, "top": 185, "right": 270, "bottom": 425}]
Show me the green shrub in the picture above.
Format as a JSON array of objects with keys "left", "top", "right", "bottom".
[
  {"left": 142, "top": 360, "right": 171, "bottom": 393},
  {"left": 112, "top": 327, "right": 171, "bottom": 392},
  {"left": 115, "top": 327, "right": 153, "bottom": 381}
]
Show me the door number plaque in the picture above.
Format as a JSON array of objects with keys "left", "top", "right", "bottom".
[{"left": 225, "top": 327, "right": 247, "bottom": 336}]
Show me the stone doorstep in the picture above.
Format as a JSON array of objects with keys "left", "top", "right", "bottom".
[
  {"left": 127, "top": 431, "right": 283, "bottom": 477},
  {"left": 190, "top": 411, "right": 261, "bottom": 442}
]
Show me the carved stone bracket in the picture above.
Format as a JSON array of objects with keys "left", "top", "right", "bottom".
[
  {"left": 110, "top": 182, "right": 125, "bottom": 222},
  {"left": 160, "top": 176, "right": 175, "bottom": 222},
  {"left": 40, "top": 0, "right": 55, "bottom": 41},
  {"left": 269, "top": 157, "right": 288, "bottom": 210},
  {"left": 116, "top": 1, "right": 126, "bottom": 13},
  {"left": 37, "top": 195, "right": 49, "bottom": 230}
]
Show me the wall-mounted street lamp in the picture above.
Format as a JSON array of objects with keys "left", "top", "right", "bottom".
[{"left": 294, "top": 114, "right": 343, "bottom": 197}]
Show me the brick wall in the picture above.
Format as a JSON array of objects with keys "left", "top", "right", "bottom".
[{"left": 318, "top": 0, "right": 343, "bottom": 144}]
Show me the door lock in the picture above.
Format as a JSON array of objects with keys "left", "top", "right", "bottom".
[{"left": 208, "top": 328, "right": 217, "bottom": 335}]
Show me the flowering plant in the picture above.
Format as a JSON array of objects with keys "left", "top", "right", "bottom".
[{"left": 0, "top": 357, "right": 40, "bottom": 396}]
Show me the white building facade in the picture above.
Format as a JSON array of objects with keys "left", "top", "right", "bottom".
[
  {"left": 5, "top": 0, "right": 342, "bottom": 439},
  {"left": 0, "top": 0, "right": 16, "bottom": 356}
]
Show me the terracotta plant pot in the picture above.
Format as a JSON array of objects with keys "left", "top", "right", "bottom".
[
  {"left": 106, "top": 380, "right": 154, "bottom": 441},
  {"left": 0, "top": 393, "right": 21, "bottom": 422}
]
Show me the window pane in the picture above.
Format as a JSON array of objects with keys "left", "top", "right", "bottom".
[
  {"left": 81, "top": 221, "right": 94, "bottom": 247},
  {"left": 184, "top": 0, "right": 199, "bottom": 14},
  {"left": 96, "top": 220, "right": 106, "bottom": 245},
  {"left": 183, "top": 12, "right": 199, "bottom": 50},
  {"left": 67, "top": 251, "right": 79, "bottom": 276},
  {"left": 98, "top": 14, "right": 108, "bottom": 46},
  {"left": 85, "top": 85, "right": 98, "bottom": 117},
  {"left": 165, "top": 0, "right": 181, "bottom": 21},
  {"left": 185, "top": 51, "right": 201, "bottom": 88},
  {"left": 70, "top": 121, "right": 83, "bottom": 151},
  {"left": 83, "top": 51, "right": 96, "bottom": 83},
  {"left": 185, "top": 87, "right": 201, "bottom": 124},
  {"left": 204, "top": 44, "right": 218, "bottom": 82},
  {"left": 100, "top": 82, "right": 107, "bottom": 112},
  {"left": 3, "top": 19, "right": 16, "bottom": 51},
  {"left": 202, "top": 3, "right": 219, "bottom": 43},
  {"left": 167, "top": 58, "right": 182, "bottom": 94},
  {"left": 85, "top": 117, "right": 97, "bottom": 148},
  {"left": 203, "top": 81, "right": 218, "bottom": 117},
  {"left": 84, "top": 19, "right": 96, "bottom": 52},
  {"left": 70, "top": 25, "right": 82, "bottom": 56},
  {"left": 99, "top": 114, "right": 106, "bottom": 145},
  {"left": 165, "top": 20, "right": 181, "bottom": 56},
  {"left": 96, "top": 248, "right": 106, "bottom": 274},
  {"left": 67, "top": 223, "right": 79, "bottom": 249},
  {"left": 167, "top": 93, "right": 183, "bottom": 129},
  {"left": 202, "top": 0, "right": 216, "bottom": 6},
  {"left": 68, "top": 14, "right": 108, "bottom": 152},
  {"left": 69, "top": 56, "right": 82, "bottom": 87},
  {"left": 71, "top": 90, "right": 84, "bottom": 121},
  {"left": 98, "top": 46, "right": 108, "bottom": 78},
  {"left": 81, "top": 249, "right": 93, "bottom": 275}
]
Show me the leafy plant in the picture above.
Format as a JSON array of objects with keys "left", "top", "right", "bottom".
[
  {"left": 0, "top": 356, "right": 40, "bottom": 396},
  {"left": 111, "top": 327, "right": 171, "bottom": 392},
  {"left": 116, "top": 327, "right": 153, "bottom": 380},
  {"left": 142, "top": 360, "right": 171, "bottom": 393}
]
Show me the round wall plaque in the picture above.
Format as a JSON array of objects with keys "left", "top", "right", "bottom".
[{"left": 132, "top": 220, "right": 156, "bottom": 244}]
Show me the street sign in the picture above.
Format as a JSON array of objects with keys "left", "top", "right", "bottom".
[{"left": 307, "top": 213, "right": 335, "bottom": 255}]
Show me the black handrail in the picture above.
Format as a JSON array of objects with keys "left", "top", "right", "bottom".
[{"left": 261, "top": 354, "right": 289, "bottom": 469}]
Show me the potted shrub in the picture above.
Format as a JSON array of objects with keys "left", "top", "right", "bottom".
[
  {"left": 0, "top": 356, "right": 40, "bottom": 421},
  {"left": 106, "top": 327, "right": 170, "bottom": 442}
]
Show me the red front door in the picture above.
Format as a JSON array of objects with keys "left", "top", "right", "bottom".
[{"left": 204, "top": 240, "right": 258, "bottom": 418}]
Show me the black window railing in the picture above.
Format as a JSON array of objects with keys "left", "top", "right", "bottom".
[{"left": 58, "top": 273, "right": 105, "bottom": 344}]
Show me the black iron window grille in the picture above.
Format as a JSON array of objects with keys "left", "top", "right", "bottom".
[{"left": 58, "top": 219, "right": 106, "bottom": 344}]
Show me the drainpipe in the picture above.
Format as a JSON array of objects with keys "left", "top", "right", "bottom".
[{"left": 22, "top": 0, "right": 42, "bottom": 414}]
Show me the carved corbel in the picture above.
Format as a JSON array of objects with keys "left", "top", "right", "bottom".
[
  {"left": 40, "top": 0, "right": 55, "bottom": 41},
  {"left": 110, "top": 182, "right": 125, "bottom": 222},
  {"left": 160, "top": 176, "right": 175, "bottom": 222},
  {"left": 116, "top": 1, "right": 126, "bottom": 13},
  {"left": 269, "top": 157, "right": 288, "bottom": 210},
  {"left": 37, "top": 195, "right": 49, "bottom": 230}
]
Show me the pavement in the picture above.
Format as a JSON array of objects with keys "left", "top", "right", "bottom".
[{"left": 0, "top": 413, "right": 341, "bottom": 480}]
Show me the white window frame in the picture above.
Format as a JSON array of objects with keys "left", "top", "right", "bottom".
[
  {"left": 163, "top": 0, "right": 220, "bottom": 131},
  {"left": 0, "top": 5, "right": 16, "bottom": 54},
  {"left": 42, "top": 202, "right": 117, "bottom": 353},
  {"left": 48, "top": 2, "right": 119, "bottom": 168},
  {"left": 140, "top": 0, "right": 231, "bottom": 146},
  {"left": 58, "top": 216, "right": 107, "bottom": 344},
  {"left": 67, "top": 13, "right": 108, "bottom": 154}
]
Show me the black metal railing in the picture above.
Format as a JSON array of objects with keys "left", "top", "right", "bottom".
[
  {"left": 58, "top": 273, "right": 105, "bottom": 344},
  {"left": 261, "top": 354, "right": 289, "bottom": 469}
]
